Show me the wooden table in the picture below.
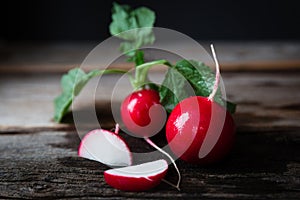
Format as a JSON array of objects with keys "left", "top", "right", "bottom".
[{"left": 0, "top": 42, "right": 299, "bottom": 199}]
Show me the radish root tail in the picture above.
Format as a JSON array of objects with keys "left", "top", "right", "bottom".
[{"left": 144, "top": 137, "right": 181, "bottom": 191}]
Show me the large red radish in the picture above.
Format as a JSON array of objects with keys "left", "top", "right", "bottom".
[
  {"left": 104, "top": 159, "right": 168, "bottom": 191},
  {"left": 78, "top": 124, "right": 132, "bottom": 167},
  {"left": 166, "top": 45, "right": 236, "bottom": 164}
]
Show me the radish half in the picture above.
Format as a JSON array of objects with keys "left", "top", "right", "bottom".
[
  {"left": 78, "top": 126, "right": 132, "bottom": 167},
  {"left": 104, "top": 159, "right": 168, "bottom": 191}
]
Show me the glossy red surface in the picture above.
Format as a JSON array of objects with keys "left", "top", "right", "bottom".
[
  {"left": 104, "top": 169, "right": 167, "bottom": 192},
  {"left": 166, "top": 96, "right": 236, "bottom": 164},
  {"left": 121, "top": 89, "right": 165, "bottom": 137}
]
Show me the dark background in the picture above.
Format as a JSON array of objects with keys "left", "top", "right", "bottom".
[{"left": 1, "top": 0, "right": 299, "bottom": 42}]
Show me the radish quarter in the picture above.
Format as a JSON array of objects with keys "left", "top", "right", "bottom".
[
  {"left": 78, "top": 129, "right": 132, "bottom": 167},
  {"left": 104, "top": 159, "right": 168, "bottom": 191}
]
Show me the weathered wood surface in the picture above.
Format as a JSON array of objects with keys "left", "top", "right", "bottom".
[
  {"left": 0, "top": 127, "right": 299, "bottom": 199},
  {"left": 0, "top": 72, "right": 300, "bottom": 199},
  {"left": 1, "top": 72, "right": 300, "bottom": 132},
  {"left": 1, "top": 42, "right": 300, "bottom": 73},
  {"left": 0, "top": 74, "right": 133, "bottom": 132}
]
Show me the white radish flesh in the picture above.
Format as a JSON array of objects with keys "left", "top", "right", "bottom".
[
  {"left": 104, "top": 159, "right": 168, "bottom": 191},
  {"left": 78, "top": 128, "right": 132, "bottom": 167}
]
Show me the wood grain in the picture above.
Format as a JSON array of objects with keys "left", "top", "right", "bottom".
[
  {"left": 0, "top": 42, "right": 300, "bottom": 74},
  {"left": 1, "top": 72, "right": 300, "bottom": 132},
  {"left": 0, "top": 127, "right": 299, "bottom": 199}
]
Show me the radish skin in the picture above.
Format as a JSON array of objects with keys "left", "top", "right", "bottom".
[{"left": 104, "top": 159, "right": 168, "bottom": 191}]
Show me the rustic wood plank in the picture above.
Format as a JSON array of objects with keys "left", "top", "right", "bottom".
[
  {"left": 1, "top": 72, "right": 300, "bottom": 132},
  {"left": 0, "top": 74, "right": 132, "bottom": 132},
  {"left": 0, "top": 127, "right": 299, "bottom": 199},
  {"left": 225, "top": 72, "right": 300, "bottom": 129},
  {"left": 0, "top": 75, "right": 71, "bottom": 132},
  {"left": 0, "top": 42, "right": 300, "bottom": 74}
]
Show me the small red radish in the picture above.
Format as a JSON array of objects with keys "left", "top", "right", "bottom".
[
  {"left": 104, "top": 159, "right": 168, "bottom": 191},
  {"left": 166, "top": 45, "right": 236, "bottom": 164},
  {"left": 78, "top": 124, "right": 132, "bottom": 167},
  {"left": 121, "top": 89, "right": 166, "bottom": 137}
]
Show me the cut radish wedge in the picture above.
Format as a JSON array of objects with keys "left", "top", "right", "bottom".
[
  {"left": 104, "top": 159, "right": 168, "bottom": 191},
  {"left": 78, "top": 128, "right": 132, "bottom": 167}
]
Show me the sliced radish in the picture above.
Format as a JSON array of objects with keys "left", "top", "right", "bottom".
[
  {"left": 104, "top": 159, "right": 168, "bottom": 191},
  {"left": 78, "top": 127, "right": 132, "bottom": 167}
]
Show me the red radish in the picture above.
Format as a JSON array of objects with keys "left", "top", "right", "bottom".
[
  {"left": 121, "top": 89, "right": 181, "bottom": 190},
  {"left": 121, "top": 89, "right": 166, "bottom": 137},
  {"left": 104, "top": 159, "right": 168, "bottom": 191},
  {"left": 166, "top": 45, "right": 236, "bottom": 164},
  {"left": 78, "top": 124, "right": 132, "bottom": 167}
]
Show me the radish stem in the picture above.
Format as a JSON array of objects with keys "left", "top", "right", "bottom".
[
  {"left": 115, "top": 124, "right": 120, "bottom": 134},
  {"left": 131, "top": 59, "right": 173, "bottom": 90},
  {"left": 208, "top": 44, "right": 220, "bottom": 101},
  {"left": 144, "top": 137, "right": 181, "bottom": 191}
]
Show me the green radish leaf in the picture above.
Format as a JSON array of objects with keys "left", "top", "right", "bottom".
[
  {"left": 109, "top": 2, "right": 155, "bottom": 65},
  {"left": 54, "top": 68, "right": 126, "bottom": 122},
  {"left": 159, "top": 59, "right": 236, "bottom": 114},
  {"left": 159, "top": 68, "right": 190, "bottom": 113}
]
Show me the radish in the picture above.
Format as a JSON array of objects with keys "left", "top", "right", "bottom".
[
  {"left": 166, "top": 45, "right": 236, "bottom": 164},
  {"left": 78, "top": 124, "right": 132, "bottom": 167},
  {"left": 121, "top": 89, "right": 166, "bottom": 137},
  {"left": 104, "top": 159, "right": 168, "bottom": 191}
]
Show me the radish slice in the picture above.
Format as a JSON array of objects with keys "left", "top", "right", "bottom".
[
  {"left": 104, "top": 159, "right": 168, "bottom": 191},
  {"left": 78, "top": 129, "right": 132, "bottom": 167}
]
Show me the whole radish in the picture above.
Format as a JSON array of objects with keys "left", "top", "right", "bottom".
[
  {"left": 166, "top": 45, "right": 236, "bottom": 164},
  {"left": 121, "top": 89, "right": 165, "bottom": 137}
]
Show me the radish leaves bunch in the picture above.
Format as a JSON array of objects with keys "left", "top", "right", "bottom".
[
  {"left": 53, "top": 2, "right": 156, "bottom": 122},
  {"left": 109, "top": 2, "right": 155, "bottom": 65}
]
